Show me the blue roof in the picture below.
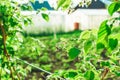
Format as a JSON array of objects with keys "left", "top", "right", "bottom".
[
  {"left": 31, "top": 1, "right": 54, "bottom": 10},
  {"left": 31, "top": 0, "right": 110, "bottom": 10}
]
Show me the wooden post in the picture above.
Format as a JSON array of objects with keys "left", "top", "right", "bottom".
[{"left": 74, "top": 22, "right": 79, "bottom": 30}]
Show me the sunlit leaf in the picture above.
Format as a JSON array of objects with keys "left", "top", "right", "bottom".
[
  {"left": 84, "top": 40, "right": 92, "bottom": 53},
  {"left": 62, "top": 0, "right": 71, "bottom": 10},
  {"left": 80, "top": 30, "right": 91, "bottom": 39},
  {"left": 5, "top": 68, "right": 10, "bottom": 74},
  {"left": 108, "top": 2, "right": 120, "bottom": 16},
  {"left": 30, "top": 0, "right": 35, "bottom": 3},
  {"left": 98, "top": 20, "right": 111, "bottom": 42},
  {"left": 41, "top": 7, "right": 48, "bottom": 11},
  {"left": 57, "top": 0, "right": 66, "bottom": 9}
]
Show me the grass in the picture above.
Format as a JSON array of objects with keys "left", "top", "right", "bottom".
[{"left": 23, "top": 30, "right": 82, "bottom": 38}]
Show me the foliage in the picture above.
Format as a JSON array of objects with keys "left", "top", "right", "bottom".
[
  {"left": 0, "top": 0, "right": 32, "bottom": 79},
  {"left": 68, "top": 47, "right": 81, "bottom": 60},
  {"left": 0, "top": 0, "right": 120, "bottom": 80},
  {"left": 41, "top": 13, "right": 49, "bottom": 22},
  {"left": 0, "top": 0, "right": 50, "bottom": 79},
  {"left": 47, "top": 0, "right": 120, "bottom": 80},
  {"left": 108, "top": 1, "right": 120, "bottom": 16},
  {"left": 16, "top": 31, "right": 82, "bottom": 79}
]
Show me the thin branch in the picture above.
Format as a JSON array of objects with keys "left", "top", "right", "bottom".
[
  {"left": 101, "top": 67, "right": 109, "bottom": 80},
  {"left": 0, "top": 20, "right": 13, "bottom": 79},
  {"left": 13, "top": 67, "right": 20, "bottom": 80},
  {"left": 0, "top": 21, "right": 9, "bottom": 58},
  {"left": 10, "top": 67, "right": 14, "bottom": 80}
]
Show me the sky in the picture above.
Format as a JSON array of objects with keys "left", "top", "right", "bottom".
[{"left": 100, "top": 0, "right": 112, "bottom": 5}]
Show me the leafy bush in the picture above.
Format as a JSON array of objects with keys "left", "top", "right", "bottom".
[{"left": 0, "top": 0, "right": 120, "bottom": 80}]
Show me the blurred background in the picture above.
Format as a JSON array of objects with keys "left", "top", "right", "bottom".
[{"left": 20, "top": 0, "right": 117, "bottom": 36}]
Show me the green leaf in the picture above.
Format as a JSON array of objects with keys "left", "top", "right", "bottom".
[
  {"left": 98, "top": 20, "right": 111, "bottom": 42},
  {"left": 0, "top": 58, "right": 3, "bottom": 64},
  {"left": 7, "top": 47, "right": 14, "bottom": 56},
  {"left": 108, "top": 2, "right": 120, "bottom": 16},
  {"left": 37, "top": 8, "right": 48, "bottom": 14},
  {"left": 64, "top": 71, "right": 78, "bottom": 78},
  {"left": 80, "top": 30, "right": 91, "bottom": 39},
  {"left": 24, "top": 21, "right": 28, "bottom": 26},
  {"left": 2, "top": 63, "right": 5, "bottom": 68},
  {"left": 57, "top": 0, "right": 66, "bottom": 9},
  {"left": 41, "top": 7, "right": 48, "bottom": 11},
  {"left": 115, "top": 71, "right": 120, "bottom": 76},
  {"left": 20, "top": 5, "right": 33, "bottom": 11},
  {"left": 9, "top": 17, "right": 18, "bottom": 27},
  {"left": 108, "top": 38, "right": 118, "bottom": 50},
  {"left": 84, "top": 40, "right": 92, "bottom": 53},
  {"left": 68, "top": 47, "right": 81, "bottom": 59},
  {"left": 57, "top": 0, "right": 71, "bottom": 10},
  {"left": 101, "top": 61, "right": 110, "bottom": 67},
  {"left": 30, "top": 0, "right": 35, "bottom": 3},
  {"left": 62, "top": 0, "right": 71, "bottom": 10},
  {"left": 41, "top": 13, "right": 49, "bottom": 22},
  {"left": 97, "top": 43, "right": 105, "bottom": 50},
  {"left": 84, "top": 70, "right": 95, "bottom": 80}
]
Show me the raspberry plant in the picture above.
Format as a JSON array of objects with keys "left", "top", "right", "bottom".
[
  {"left": 0, "top": 0, "right": 120, "bottom": 80},
  {"left": 0, "top": 0, "right": 32, "bottom": 79}
]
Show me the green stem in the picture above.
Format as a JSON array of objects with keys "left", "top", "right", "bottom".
[
  {"left": 10, "top": 67, "right": 14, "bottom": 80},
  {"left": 13, "top": 67, "right": 20, "bottom": 80}
]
